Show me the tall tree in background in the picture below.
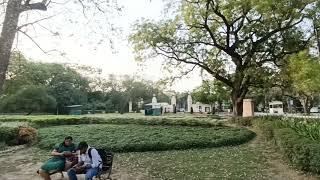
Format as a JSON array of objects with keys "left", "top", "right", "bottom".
[
  {"left": 130, "top": 0, "right": 317, "bottom": 116},
  {"left": 4, "top": 53, "right": 90, "bottom": 113},
  {"left": 0, "top": 0, "right": 119, "bottom": 93},
  {"left": 283, "top": 51, "right": 320, "bottom": 114}
]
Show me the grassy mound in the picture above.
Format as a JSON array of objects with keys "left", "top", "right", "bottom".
[{"left": 38, "top": 124, "right": 255, "bottom": 152}]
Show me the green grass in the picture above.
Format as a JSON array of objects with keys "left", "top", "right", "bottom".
[
  {"left": 115, "top": 145, "right": 271, "bottom": 179},
  {"left": 38, "top": 124, "right": 255, "bottom": 152}
]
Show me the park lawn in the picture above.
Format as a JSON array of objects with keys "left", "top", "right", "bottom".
[{"left": 114, "top": 144, "right": 271, "bottom": 179}]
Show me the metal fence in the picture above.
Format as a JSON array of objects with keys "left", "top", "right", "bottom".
[{"left": 254, "top": 112, "right": 320, "bottom": 119}]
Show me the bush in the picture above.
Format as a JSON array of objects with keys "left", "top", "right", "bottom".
[
  {"left": 38, "top": 124, "right": 255, "bottom": 152},
  {"left": 0, "top": 126, "right": 19, "bottom": 144},
  {"left": 0, "top": 126, "right": 37, "bottom": 146},
  {"left": 17, "top": 127, "right": 37, "bottom": 144},
  {"left": 273, "top": 128, "right": 320, "bottom": 173},
  {"left": 248, "top": 117, "right": 320, "bottom": 173}
]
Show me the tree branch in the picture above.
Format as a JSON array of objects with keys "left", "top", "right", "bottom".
[
  {"left": 22, "top": 0, "right": 48, "bottom": 11},
  {"left": 18, "top": 30, "right": 47, "bottom": 54}
]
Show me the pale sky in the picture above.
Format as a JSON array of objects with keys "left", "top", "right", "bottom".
[{"left": 9, "top": 0, "right": 202, "bottom": 92}]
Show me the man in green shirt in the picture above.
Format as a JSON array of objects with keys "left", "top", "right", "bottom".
[{"left": 38, "top": 136, "right": 76, "bottom": 180}]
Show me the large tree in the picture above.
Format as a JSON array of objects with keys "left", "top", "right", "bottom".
[
  {"left": 0, "top": 0, "right": 48, "bottom": 93},
  {"left": 0, "top": 0, "right": 119, "bottom": 93},
  {"left": 130, "top": 0, "right": 317, "bottom": 116}
]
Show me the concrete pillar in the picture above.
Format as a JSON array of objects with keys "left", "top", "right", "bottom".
[
  {"left": 129, "top": 101, "right": 133, "bottom": 113},
  {"left": 187, "top": 93, "right": 192, "bottom": 112},
  {"left": 243, "top": 99, "right": 254, "bottom": 117}
]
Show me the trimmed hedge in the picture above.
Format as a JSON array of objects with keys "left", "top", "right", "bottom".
[
  {"left": 0, "top": 126, "right": 19, "bottom": 144},
  {"left": 38, "top": 124, "right": 255, "bottom": 153},
  {"left": 0, "top": 115, "right": 222, "bottom": 128},
  {"left": 236, "top": 117, "right": 320, "bottom": 174},
  {"left": 0, "top": 126, "right": 37, "bottom": 146},
  {"left": 274, "top": 128, "right": 320, "bottom": 173}
]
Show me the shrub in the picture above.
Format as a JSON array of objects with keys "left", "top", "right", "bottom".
[
  {"left": 0, "top": 126, "right": 37, "bottom": 146},
  {"left": 17, "top": 127, "right": 37, "bottom": 144},
  {"left": 0, "top": 126, "right": 19, "bottom": 144},
  {"left": 273, "top": 128, "right": 320, "bottom": 173}
]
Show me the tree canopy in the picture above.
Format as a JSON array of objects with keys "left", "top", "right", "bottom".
[{"left": 130, "top": 0, "right": 318, "bottom": 116}]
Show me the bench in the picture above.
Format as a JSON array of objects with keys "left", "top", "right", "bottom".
[{"left": 47, "top": 152, "right": 113, "bottom": 180}]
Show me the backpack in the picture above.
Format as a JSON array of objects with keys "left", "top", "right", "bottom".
[{"left": 88, "top": 148, "right": 113, "bottom": 171}]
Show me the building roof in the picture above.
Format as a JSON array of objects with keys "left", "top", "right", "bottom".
[{"left": 269, "top": 101, "right": 283, "bottom": 105}]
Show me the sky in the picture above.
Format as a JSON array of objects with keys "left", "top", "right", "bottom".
[{"left": 9, "top": 0, "right": 203, "bottom": 92}]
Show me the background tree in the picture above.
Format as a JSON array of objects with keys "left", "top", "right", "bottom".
[
  {"left": 0, "top": 0, "right": 120, "bottom": 93},
  {"left": 0, "top": 85, "right": 56, "bottom": 115},
  {"left": 192, "top": 80, "right": 230, "bottom": 112},
  {"left": 283, "top": 51, "right": 320, "bottom": 114},
  {"left": 4, "top": 53, "right": 90, "bottom": 113},
  {"left": 130, "top": 0, "right": 317, "bottom": 116}
]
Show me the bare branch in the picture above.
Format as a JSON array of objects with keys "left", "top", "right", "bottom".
[
  {"left": 77, "top": 0, "right": 87, "bottom": 17},
  {"left": 18, "top": 29, "right": 47, "bottom": 54},
  {"left": 17, "top": 15, "right": 56, "bottom": 30}
]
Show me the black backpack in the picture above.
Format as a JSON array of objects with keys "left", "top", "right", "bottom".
[{"left": 88, "top": 148, "right": 113, "bottom": 171}]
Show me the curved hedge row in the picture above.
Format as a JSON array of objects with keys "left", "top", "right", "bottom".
[
  {"left": 0, "top": 115, "right": 222, "bottom": 128},
  {"left": 38, "top": 124, "right": 255, "bottom": 152}
]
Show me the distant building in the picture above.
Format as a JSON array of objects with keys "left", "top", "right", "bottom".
[
  {"left": 187, "top": 94, "right": 212, "bottom": 113},
  {"left": 269, "top": 101, "right": 284, "bottom": 114}
]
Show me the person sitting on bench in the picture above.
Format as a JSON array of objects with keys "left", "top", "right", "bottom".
[
  {"left": 38, "top": 136, "right": 77, "bottom": 180},
  {"left": 67, "top": 141, "right": 102, "bottom": 180}
]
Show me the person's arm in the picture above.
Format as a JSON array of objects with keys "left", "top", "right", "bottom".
[
  {"left": 51, "top": 149, "right": 63, "bottom": 156},
  {"left": 88, "top": 149, "right": 101, "bottom": 168},
  {"left": 73, "top": 151, "right": 84, "bottom": 168}
]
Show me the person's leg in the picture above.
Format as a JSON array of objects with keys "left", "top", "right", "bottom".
[
  {"left": 39, "top": 169, "right": 51, "bottom": 180},
  {"left": 67, "top": 167, "right": 85, "bottom": 180},
  {"left": 85, "top": 167, "right": 99, "bottom": 180},
  {"left": 41, "top": 158, "right": 65, "bottom": 174},
  {"left": 67, "top": 168, "right": 78, "bottom": 180}
]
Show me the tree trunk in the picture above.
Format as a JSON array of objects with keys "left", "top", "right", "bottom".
[
  {"left": 300, "top": 96, "right": 311, "bottom": 115},
  {"left": 26, "top": 109, "right": 33, "bottom": 115},
  {"left": 0, "top": 0, "right": 23, "bottom": 94},
  {"left": 232, "top": 90, "right": 244, "bottom": 116},
  {"left": 313, "top": 19, "right": 320, "bottom": 56}
]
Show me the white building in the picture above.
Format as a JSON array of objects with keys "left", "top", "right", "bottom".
[
  {"left": 187, "top": 94, "right": 212, "bottom": 113},
  {"left": 144, "top": 94, "right": 177, "bottom": 113}
]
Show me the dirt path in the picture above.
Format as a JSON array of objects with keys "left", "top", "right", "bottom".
[
  {"left": 0, "top": 147, "right": 142, "bottom": 180},
  {"left": 0, "top": 136, "right": 319, "bottom": 180}
]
